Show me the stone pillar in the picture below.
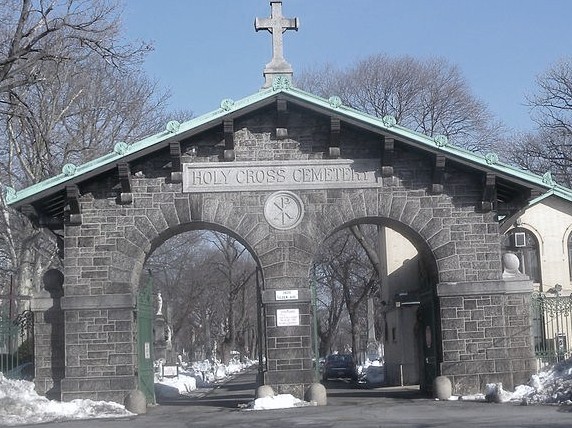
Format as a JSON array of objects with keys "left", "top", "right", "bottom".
[
  {"left": 59, "top": 294, "right": 137, "bottom": 403},
  {"left": 436, "top": 278, "right": 536, "bottom": 395},
  {"left": 262, "top": 288, "right": 314, "bottom": 398}
]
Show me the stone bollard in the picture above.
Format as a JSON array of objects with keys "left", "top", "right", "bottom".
[
  {"left": 433, "top": 376, "right": 452, "bottom": 400},
  {"left": 304, "top": 383, "right": 327, "bottom": 406},
  {"left": 124, "top": 390, "right": 147, "bottom": 414},
  {"left": 255, "top": 385, "right": 275, "bottom": 399}
]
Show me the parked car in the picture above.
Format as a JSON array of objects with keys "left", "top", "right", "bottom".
[{"left": 322, "top": 354, "right": 357, "bottom": 381}]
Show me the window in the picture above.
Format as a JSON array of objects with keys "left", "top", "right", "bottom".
[{"left": 502, "top": 228, "right": 541, "bottom": 283}]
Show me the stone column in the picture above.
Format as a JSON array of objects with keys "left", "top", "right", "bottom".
[
  {"left": 436, "top": 278, "right": 536, "bottom": 394},
  {"left": 59, "top": 294, "right": 138, "bottom": 403},
  {"left": 262, "top": 288, "right": 314, "bottom": 398}
]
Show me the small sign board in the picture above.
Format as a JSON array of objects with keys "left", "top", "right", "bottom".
[
  {"left": 275, "top": 290, "right": 299, "bottom": 301},
  {"left": 144, "top": 342, "right": 151, "bottom": 359},
  {"left": 162, "top": 365, "right": 179, "bottom": 378},
  {"left": 276, "top": 308, "right": 300, "bottom": 326}
]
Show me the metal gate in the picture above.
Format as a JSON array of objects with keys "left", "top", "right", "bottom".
[
  {"left": 418, "top": 289, "right": 439, "bottom": 393},
  {"left": 0, "top": 308, "right": 34, "bottom": 376},
  {"left": 137, "top": 275, "right": 155, "bottom": 404},
  {"left": 531, "top": 290, "right": 572, "bottom": 368}
]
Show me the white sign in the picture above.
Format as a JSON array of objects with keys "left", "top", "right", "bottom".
[
  {"left": 162, "top": 365, "right": 179, "bottom": 378},
  {"left": 144, "top": 342, "right": 150, "bottom": 359},
  {"left": 275, "top": 290, "right": 299, "bottom": 301},
  {"left": 276, "top": 308, "right": 300, "bottom": 326}
]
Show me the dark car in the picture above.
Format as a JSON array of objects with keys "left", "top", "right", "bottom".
[{"left": 322, "top": 354, "right": 357, "bottom": 381}]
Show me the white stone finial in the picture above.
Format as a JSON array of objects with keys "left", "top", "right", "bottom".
[
  {"left": 502, "top": 252, "right": 526, "bottom": 279},
  {"left": 255, "top": 1, "right": 299, "bottom": 88}
]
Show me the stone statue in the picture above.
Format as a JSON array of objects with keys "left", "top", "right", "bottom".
[{"left": 155, "top": 292, "right": 163, "bottom": 316}]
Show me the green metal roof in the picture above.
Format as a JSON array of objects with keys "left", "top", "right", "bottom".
[{"left": 4, "top": 78, "right": 572, "bottom": 208}]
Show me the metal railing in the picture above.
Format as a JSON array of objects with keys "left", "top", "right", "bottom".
[
  {"left": 531, "top": 289, "right": 572, "bottom": 369},
  {"left": 0, "top": 308, "right": 34, "bottom": 377}
]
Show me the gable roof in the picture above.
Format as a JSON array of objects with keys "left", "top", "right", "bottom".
[{"left": 4, "top": 81, "right": 572, "bottom": 213}]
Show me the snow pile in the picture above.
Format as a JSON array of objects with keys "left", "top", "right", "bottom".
[
  {"left": 492, "top": 358, "right": 572, "bottom": 404},
  {"left": 154, "top": 357, "right": 255, "bottom": 399},
  {"left": 247, "top": 394, "right": 314, "bottom": 410},
  {"left": 452, "top": 358, "right": 572, "bottom": 404},
  {"left": 0, "top": 373, "right": 133, "bottom": 427},
  {"left": 154, "top": 368, "right": 198, "bottom": 398}
]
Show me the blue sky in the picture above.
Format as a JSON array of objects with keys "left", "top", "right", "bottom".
[{"left": 123, "top": 0, "right": 572, "bottom": 133}]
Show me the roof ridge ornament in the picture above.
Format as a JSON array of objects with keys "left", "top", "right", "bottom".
[
  {"left": 2, "top": 185, "right": 16, "bottom": 204},
  {"left": 255, "top": 1, "right": 299, "bottom": 89},
  {"left": 220, "top": 98, "right": 235, "bottom": 111},
  {"left": 114, "top": 142, "right": 129, "bottom": 155},
  {"left": 328, "top": 96, "right": 342, "bottom": 108},
  {"left": 166, "top": 120, "right": 181, "bottom": 133},
  {"left": 382, "top": 115, "right": 397, "bottom": 128},
  {"left": 272, "top": 75, "right": 293, "bottom": 91},
  {"left": 542, "top": 171, "right": 556, "bottom": 187},
  {"left": 62, "top": 163, "right": 77, "bottom": 176},
  {"left": 484, "top": 152, "right": 499, "bottom": 165},
  {"left": 433, "top": 134, "right": 449, "bottom": 147}
]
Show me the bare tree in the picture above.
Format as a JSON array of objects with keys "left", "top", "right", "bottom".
[
  {"left": 207, "top": 232, "right": 257, "bottom": 363},
  {"left": 147, "top": 231, "right": 258, "bottom": 363},
  {"left": 0, "top": 0, "right": 177, "bottom": 300},
  {"left": 313, "top": 229, "right": 379, "bottom": 362},
  {"left": 503, "top": 58, "right": 572, "bottom": 186},
  {"left": 0, "top": 0, "right": 150, "bottom": 95},
  {"left": 296, "top": 54, "right": 502, "bottom": 152}
]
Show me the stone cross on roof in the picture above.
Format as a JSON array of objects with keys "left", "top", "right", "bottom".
[{"left": 255, "top": 1, "right": 299, "bottom": 88}]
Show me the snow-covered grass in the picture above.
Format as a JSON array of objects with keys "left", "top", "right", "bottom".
[{"left": 153, "top": 357, "right": 255, "bottom": 399}]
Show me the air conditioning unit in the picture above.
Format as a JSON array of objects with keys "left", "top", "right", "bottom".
[{"left": 514, "top": 232, "right": 526, "bottom": 247}]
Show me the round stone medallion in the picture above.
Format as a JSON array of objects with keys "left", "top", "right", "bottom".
[{"left": 264, "top": 191, "right": 304, "bottom": 230}]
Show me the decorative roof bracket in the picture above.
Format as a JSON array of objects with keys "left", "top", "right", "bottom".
[
  {"left": 329, "top": 117, "right": 341, "bottom": 158},
  {"left": 381, "top": 137, "right": 394, "bottom": 177},
  {"left": 432, "top": 155, "right": 446, "bottom": 194},
  {"left": 65, "top": 184, "right": 82, "bottom": 226},
  {"left": 21, "top": 204, "right": 39, "bottom": 226},
  {"left": 223, "top": 118, "right": 235, "bottom": 162},
  {"left": 479, "top": 172, "right": 496, "bottom": 212},
  {"left": 170, "top": 141, "right": 182, "bottom": 183},
  {"left": 117, "top": 162, "right": 133, "bottom": 205},
  {"left": 276, "top": 98, "right": 288, "bottom": 140}
]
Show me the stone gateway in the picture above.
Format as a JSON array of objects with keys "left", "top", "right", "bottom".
[{"left": 4, "top": 0, "right": 565, "bottom": 406}]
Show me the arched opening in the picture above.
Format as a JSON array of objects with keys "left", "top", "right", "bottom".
[
  {"left": 311, "top": 217, "right": 439, "bottom": 392},
  {"left": 135, "top": 224, "right": 263, "bottom": 402}
]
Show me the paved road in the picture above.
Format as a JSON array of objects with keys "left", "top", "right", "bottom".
[{"left": 16, "top": 370, "right": 572, "bottom": 428}]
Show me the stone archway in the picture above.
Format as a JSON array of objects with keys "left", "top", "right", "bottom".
[{"left": 10, "top": 86, "right": 541, "bottom": 403}]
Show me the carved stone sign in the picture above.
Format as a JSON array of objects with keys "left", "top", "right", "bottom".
[
  {"left": 264, "top": 191, "right": 303, "bottom": 230},
  {"left": 182, "top": 159, "right": 379, "bottom": 193}
]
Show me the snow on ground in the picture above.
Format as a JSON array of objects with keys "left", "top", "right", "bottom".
[
  {"left": 154, "top": 358, "right": 254, "bottom": 398},
  {"left": 246, "top": 394, "right": 315, "bottom": 410},
  {"left": 3, "top": 357, "right": 572, "bottom": 425},
  {"left": 0, "top": 373, "right": 133, "bottom": 426}
]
